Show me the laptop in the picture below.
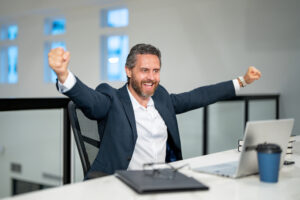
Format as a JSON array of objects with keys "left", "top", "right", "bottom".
[{"left": 193, "top": 119, "right": 294, "bottom": 178}]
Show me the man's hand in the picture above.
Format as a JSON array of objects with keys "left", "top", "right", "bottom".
[
  {"left": 48, "top": 47, "right": 70, "bottom": 83},
  {"left": 244, "top": 66, "right": 261, "bottom": 85}
]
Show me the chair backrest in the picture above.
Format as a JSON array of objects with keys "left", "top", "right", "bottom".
[{"left": 68, "top": 101, "right": 100, "bottom": 176}]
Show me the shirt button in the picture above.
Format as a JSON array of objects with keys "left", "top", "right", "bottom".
[{"left": 127, "top": 157, "right": 131, "bottom": 161}]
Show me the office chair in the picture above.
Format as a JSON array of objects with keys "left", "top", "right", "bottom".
[{"left": 68, "top": 101, "right": 100, "bottom": 177}]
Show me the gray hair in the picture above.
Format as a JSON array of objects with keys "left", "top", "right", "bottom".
[{"left": 125, "top": 43, "right": 161, "bottom": 69}]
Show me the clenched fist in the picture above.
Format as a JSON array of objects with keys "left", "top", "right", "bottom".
[
  {"left": 48, "top": 47, "right": 70, "bottom": 83},
  {"left": 244, "top": 66, "right": 261, "bottom": 85}
]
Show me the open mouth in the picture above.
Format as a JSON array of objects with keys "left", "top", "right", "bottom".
[
  {"left": 142, "top": 81, "right": 156, "bottom": 91},
  {"left": 143, "top": 82, "right": 154, "bottom": 88}
]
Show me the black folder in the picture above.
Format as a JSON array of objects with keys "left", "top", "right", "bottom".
[{"left": 115, "top": 169, "right": 209, "bottom": 194}]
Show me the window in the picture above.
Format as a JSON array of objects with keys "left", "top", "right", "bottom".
[
  {"left": 0, "top": 24, "right": 18, "bottom": 84},
  {"left": 44, "top": 18, "right": 66, "bottom": 35},
  {"left": 0, "top": 46, "right": 18, "bottom": 84},
  {"left": 44, "top": 17, "right": 66, "bottom": 83},
  {"left": 100, "top": 8, "right": 129, "bottom": 81},
  {"left": 101, "top": 35, "right": 128, "bottom": 81},
  {"left": 1, "top": 24, "right": 18, "bottom": 40},
  {"left": 101, "top": 8, "right": 129, "bottom": 28},
  {"left": 44, "top": 41, "right": 66, "bottom": 83}
]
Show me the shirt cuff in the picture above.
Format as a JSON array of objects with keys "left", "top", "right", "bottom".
[
  {"left": 232, "top": 79, "right": 241, "bottom": 93},
  {"left": 57, "top": 70, "right": 76, "bottom": 93}
]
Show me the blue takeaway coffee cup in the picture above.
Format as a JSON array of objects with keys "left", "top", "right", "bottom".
[{"left": 256, "top": 143, "right": 282, "bottom": 183}]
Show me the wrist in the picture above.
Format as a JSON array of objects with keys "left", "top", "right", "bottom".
[
  {"left": 238, "top": 76, "right": 247, "bottom": 87},
  {"left": 57, "top": 70, "right": 69, "bottom": 84}
]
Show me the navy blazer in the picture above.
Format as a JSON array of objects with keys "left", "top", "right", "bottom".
[{"left": 64, "top": 77, "right": 235, "bottom": 175}]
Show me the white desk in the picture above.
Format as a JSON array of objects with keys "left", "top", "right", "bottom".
[{"left": 4, "top": 136, "right": 300, "bottom": 200}]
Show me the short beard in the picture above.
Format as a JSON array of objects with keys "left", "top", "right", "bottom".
[{"left": 130, "top": 77, "right": 158, "bottom": 99}]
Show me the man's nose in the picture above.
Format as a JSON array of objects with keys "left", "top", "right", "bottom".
[{"left": 147, "top": 71, "right": 155, "bottom": 80}]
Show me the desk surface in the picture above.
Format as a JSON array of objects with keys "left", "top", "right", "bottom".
[{"left": 4, "top": 136, "right": 300, "bottom": 200}]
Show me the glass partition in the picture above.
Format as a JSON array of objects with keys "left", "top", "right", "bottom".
[
  {"left": 177, "top": 108, "right": 203, "bottom": 159},
  {"left": 0, "top": 109, "right": 63, "bottom": 198},
  {"left": 249, "top": 99, "right": 277, "bottom": 121},
  {"left": 208, "top": 101, "right": 245, "bottom": 154}
]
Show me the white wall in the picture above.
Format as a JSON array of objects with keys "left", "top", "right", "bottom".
[{"left": 0, "top": 0, "right": 299, "bottom": 133}]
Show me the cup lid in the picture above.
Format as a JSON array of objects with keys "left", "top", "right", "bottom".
[{"left": 256, "top": 143, "right": 282, "bottom": 153}]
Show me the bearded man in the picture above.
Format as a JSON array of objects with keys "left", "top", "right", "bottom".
[{"left": 48, "top": 43, "right": 261, "bottom": 179}]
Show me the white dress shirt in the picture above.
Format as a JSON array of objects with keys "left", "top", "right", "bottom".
[
  {"left": 126, "top": 87, "right": 168, "bottom": 170},
  {"left": 57, "top": 72, "right": 241, "bottom": 170},
  {"left": 57, "top": 70, "right": 76, "bottom": 93}
]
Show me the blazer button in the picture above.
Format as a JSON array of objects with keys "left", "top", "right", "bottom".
[{"left": 127, "top": 157, "right": 131, "bottom": 161}]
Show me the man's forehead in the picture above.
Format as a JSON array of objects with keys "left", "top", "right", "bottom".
[
  {"left": 135, "top": 54, "right": 160, "bottom": 65},
  {"left": 136, "top": 53, "right": 159, "bottom": 59}
]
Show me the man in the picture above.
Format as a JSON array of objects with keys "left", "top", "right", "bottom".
[{"left": 48, "top": 43, "right": 261, "bottom": 178}]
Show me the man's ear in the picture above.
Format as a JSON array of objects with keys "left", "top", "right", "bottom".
[{"left": 125, "top": 66, "right": 132, "bottom": 78}]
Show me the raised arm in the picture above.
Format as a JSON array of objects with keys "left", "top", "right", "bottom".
[
  {"left": 48, "top": 47, "right": 112, "bottom": 120},
  {"left": 171, "top": 66, "right": 262, "bottom": 114}
]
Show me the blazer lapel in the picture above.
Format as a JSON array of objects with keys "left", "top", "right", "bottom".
[
  {"left": 152, "top": 90, "right": 180, "bottom": 148},
  {"left": 117, "top": 84, "right": 138, "bottom": 143}
]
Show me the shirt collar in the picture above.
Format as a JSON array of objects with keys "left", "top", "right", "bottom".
[{"left": 127, "top": 85, "right": 154, "bottom": 110}]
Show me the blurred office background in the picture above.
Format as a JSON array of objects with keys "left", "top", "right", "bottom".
[{"left": 0, "top": 0, "right": 299, "bottom": 198}]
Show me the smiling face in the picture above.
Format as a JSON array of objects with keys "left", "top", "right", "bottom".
[{"left": 126, "top": 54, "right": 160, "bottom": 104}]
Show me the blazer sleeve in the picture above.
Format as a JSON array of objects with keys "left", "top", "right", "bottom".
[
  {"left": 170, "top": 80, "right": 236, "bottom": 114},
  {"left": 63, "top": 77, "right": 112, "bottom": 120}
]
